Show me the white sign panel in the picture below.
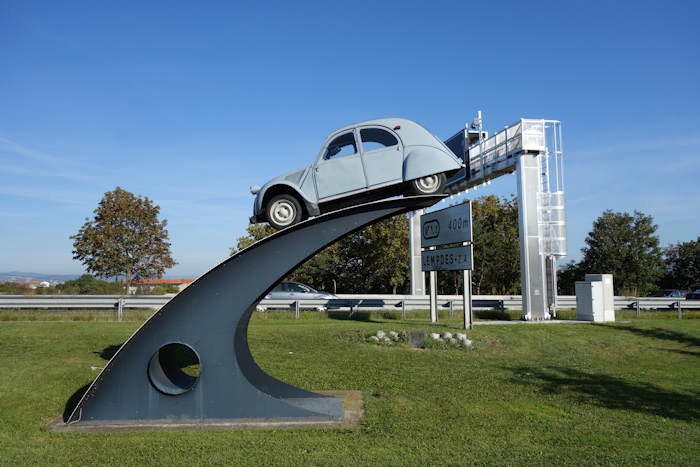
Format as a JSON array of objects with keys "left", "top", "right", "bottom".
[
  {"left": 421, "top": 245, "right": 473, "bottom": 271},
  {"left": 420, "top": 202, "right": 472, "bottom": 248}
]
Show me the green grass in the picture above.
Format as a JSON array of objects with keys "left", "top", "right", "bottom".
[{"left": 1, "top": 312, "right": 699, "bottom": 465}]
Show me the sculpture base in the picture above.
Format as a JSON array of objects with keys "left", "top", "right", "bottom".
[{"left": 51, "top": 391, "right": 363, "bottom": 432}]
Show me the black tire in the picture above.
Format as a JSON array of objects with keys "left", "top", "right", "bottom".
[
  {"left": 408, "top": 172, "right": 447, "bottom": 195},
  {"left": 266, "top": 194, "right": 304, "bottom": 230}
]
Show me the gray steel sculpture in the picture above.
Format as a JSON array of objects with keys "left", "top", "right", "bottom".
[
  {"left": 250, "top": 118, "right": 462, "bottom": 229},
  {"left": 65, "top": 195, "right": 443, "bottom": 426}
]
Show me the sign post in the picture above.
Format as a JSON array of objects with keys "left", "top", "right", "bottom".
[
  {"left": 420, "top": 202, "right": 474, "bottom": 329},
  {"left": 429, "top": 250, "right": 438, "bottom": 323},
  {"left": 463, "top": 269, "right": 472, "bottom": 329}
]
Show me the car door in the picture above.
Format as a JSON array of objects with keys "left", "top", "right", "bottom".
[
  {"left": 314, "top": 130, "right": 368, "bottom": 200},
  {"left": 285, "top": 282, "right": 314, "bottom": 299},
  {"left": 359, "top": 126, "right": 403, "bottom": 188},
  {"left": 265, "top": 282, "right": 286, "bottom": 299}
]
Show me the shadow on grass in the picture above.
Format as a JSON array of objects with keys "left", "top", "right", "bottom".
[
  {"left": 658, "top": 348, "right": 700, "bottom": 358},
  {"left": 62, "top": 343, "right": 126, "bottom": 422},
  {"left": 62, "top": 383, "right": 90, "bottom": 422},
  {"left": 327, "top": 310, "right": 381, "bottom": 323},
  {"left": 94, "top": 343, "right": 124, "bottom": 361},
  {"left": 600, "top": 325, "right": 700, "bottom": 347},
  {"left": 475, "top": 310, "right": 512, "bottom": 321},
  {"left": 508, "top": 366, "right": 700, "bottom": 422}
]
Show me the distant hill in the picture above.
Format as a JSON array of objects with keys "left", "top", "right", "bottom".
[{"left": 0, "top": 272, "right": 82, "bottom": 283}]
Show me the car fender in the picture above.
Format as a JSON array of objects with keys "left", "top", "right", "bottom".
[
  {"left": 403, "top": 145, "right": 463, "bottom": 181},
  {"left": 256, "top": 181, "right": 319, "bottom": 218}
]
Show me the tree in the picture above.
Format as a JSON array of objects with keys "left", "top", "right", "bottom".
[
  {"left": 318, "top": 215, "right": 409, "bottom": 294},
  {"left": 233, "top": 196, "right": 524, "bottom": 295},
  {"left": 231, "top": 216, "right": 410, "bottom": 294},
  {"left": 556, "top": 260, "right": 583, "bottom": 295},
  {"left": 662, "top": 237, "right": 700, "bottom": 290},
  {"left": 230, "top": 223, "right": 277, "bottom": 255},
  {"left": 579, "top": 210, "right": 663, "bottom": 295},
  {"left": 71, "top": 187, "right": 176, "bottom": 286}
]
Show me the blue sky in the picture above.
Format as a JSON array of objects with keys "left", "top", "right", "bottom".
[{"left": 1, "top": 0, "right": 698, "bottom": 277}]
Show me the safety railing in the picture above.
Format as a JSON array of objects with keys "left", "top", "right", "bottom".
[{"left": 2, "top": 294, "right": 699, "bottom": 312}]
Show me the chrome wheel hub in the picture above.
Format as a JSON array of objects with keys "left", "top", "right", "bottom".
[
  {"left": 416, "top": 175, "right": 439, "bottom": 193},
  {"left": 270, "top": 200, "right": 295, "bottom": 225}
]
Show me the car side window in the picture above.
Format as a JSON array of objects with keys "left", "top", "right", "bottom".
[
  {"left": 287, "top": 283, "right": 312, "bottom": 293},
  {"left": 360, "top": 128, "right": 398, "bottom": 152},
  {"left": 324, "top": 132, "right": 357, "bottom": 160},
  {"left": 272, "top": 283, "right": 284, "bottom": 292}
]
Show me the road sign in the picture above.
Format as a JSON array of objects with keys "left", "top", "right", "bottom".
[
  {"left": 421, "top": 245, "right": 473, "bottom": 271},
  {"left": 420, "top": 202, "right": 472, "bottom": 248}
]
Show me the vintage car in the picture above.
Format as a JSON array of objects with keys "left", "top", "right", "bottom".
[{"left": 250, "top": 117, "right": 463, "bottom": 229}]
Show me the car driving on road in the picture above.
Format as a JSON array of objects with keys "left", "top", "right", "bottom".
[
  {"left": 250, "top": 118, "right": 463, "bottom": 229},
  {"left": 257, "top": 281, "right": 338, "bottom": 312},
  {"left": 686, "top": 289, "right": 700, "bottom": 300}
]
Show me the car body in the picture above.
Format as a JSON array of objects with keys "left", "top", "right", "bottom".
[
  {"left": 655, "top": 289, "right": 688, "bottom": 298},
  {"left": 626, "top": 289, "right": 689, "bottom": 309},
  {"left": 686, "top": 289, "right": 700, "bottom": 300},
  {"left": 250, "top": 118, "right": 463, "bottom": 229},
  {"left": 257, "top": 281, "right": 338, "bottom": 311}
]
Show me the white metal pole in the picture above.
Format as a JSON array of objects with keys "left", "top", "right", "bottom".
[
  {"left": 408, "top": 211, "right": 426, "bottom": 295},
  {"left": 429, "top": 246, "right": 437, "bottom": 323},
  {"left": 463, "top": 269, "right": 472, "bottom": 330}
]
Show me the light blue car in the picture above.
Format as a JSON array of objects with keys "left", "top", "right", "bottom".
[{"left": 250, "top": 117, "right": 463, "bottom": 229}]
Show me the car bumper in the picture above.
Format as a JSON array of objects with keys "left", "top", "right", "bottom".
[{"left": 249, "top": 213, "right": 266, "bottom": 224}]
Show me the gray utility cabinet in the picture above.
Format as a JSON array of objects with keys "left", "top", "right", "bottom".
[
  {"left": 576, "top": 274, "right": 615, "bottom": 322},
  {"left": 585, "top": 274, "right": 614, "bottom": 318}
]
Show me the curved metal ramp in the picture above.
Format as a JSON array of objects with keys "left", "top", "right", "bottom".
[{"left": 65, "top": 195, "right": 444, "bottom": 426}]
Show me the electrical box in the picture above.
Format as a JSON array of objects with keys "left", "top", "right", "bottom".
[
  {"left": 585, "top": 274, "right": 615, "bottom": 321},
  {"left": 575, "top": 281, "right": 605, "bottom": 322}
]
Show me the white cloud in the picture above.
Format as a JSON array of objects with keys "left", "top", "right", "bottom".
[
  {"left": 0, "top": 163, "right": 100, "bottom": 184},
  {"left": 0, "top": 185, "right": 96, "bottom": 205},
  {"left": 0, "top": 137, "right": 75, "bottom": 166}
]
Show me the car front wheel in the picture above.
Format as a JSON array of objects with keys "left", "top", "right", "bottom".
[
  {"left": 409, "top": 172, "right": 446, "bottom": 195},
  {"left": 266, "top": 194, "right": 304, "bottom": 230}
]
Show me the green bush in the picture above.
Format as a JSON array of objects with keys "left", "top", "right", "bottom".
[{"left": 55, "top": 275, "right": 123, "bottom": 295}]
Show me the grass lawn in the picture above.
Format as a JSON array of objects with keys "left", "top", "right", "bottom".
[{"left": 1, "top": 312, "right": 699, "bottom": 465}]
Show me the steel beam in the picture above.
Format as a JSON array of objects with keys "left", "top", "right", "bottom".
[
  {"left": 516, "top": 152, "right": 550, "bottom": 320},
  {"left": 408, "top": 210, "right": 426, "bottom": 296}
]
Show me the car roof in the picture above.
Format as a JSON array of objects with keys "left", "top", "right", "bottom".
[{"left": 328, "top": 117, "right": 445, "bottom": 147}]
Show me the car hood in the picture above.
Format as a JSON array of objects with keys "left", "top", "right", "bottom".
[{"left": 263, "top": 166, "right": 309, "bottom": 189}]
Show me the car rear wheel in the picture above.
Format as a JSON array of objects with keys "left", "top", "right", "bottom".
[
  {"left": 266, "top": 194, "right": 304, "bottom": 230},
  {"left": 409, "top": 172, "right": 446, "bottom": 195}
]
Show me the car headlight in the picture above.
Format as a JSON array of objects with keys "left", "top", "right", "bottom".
[{"left": 250, "top": 185, "right": 261, "bottom": 195}]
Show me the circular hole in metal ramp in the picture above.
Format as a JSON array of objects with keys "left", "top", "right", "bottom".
[{"left": 148, "top": 343, "right": 200, "bottom": 395}]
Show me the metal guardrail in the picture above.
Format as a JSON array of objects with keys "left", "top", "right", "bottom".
[{"left": 1, "top": 294, "right": 699, "bottom": 311}]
